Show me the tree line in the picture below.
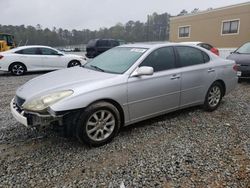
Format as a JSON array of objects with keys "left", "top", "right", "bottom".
[{"left": 0, "top": 12, "right": 170, "bottom": 47}]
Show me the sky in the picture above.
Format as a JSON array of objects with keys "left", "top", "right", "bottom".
[{"left": 0, "top": 0, "right": 248, "bottom": 30}]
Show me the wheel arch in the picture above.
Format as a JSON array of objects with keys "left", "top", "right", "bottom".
[
  {"left": 87, "top": 98, "right": 125, "bottom": 126},
  {"left": 213, "top": 79, "right": 226, "bottom": 97},
  {"left": 68, "top": 59, "right": 81, "bottom": 67},
  {"left": 8, "top": 62, "right": 27, "bottom": 72}
]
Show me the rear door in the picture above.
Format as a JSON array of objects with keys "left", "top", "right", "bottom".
[
  {"left": 15, "top": 47, "right": 44, "bottom": 70},
  {"left": 127, "top": 47, "right": 181, "bottom": 122},
  {"left": 175, "top": 46, "right": 216, "bottom": 108}
]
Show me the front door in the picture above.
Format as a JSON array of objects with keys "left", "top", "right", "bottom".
[
  {"left": 40, "top": 47, "right": 64, "bottom": 69},
  {"left": 127, "top": 47, "right": 181, "bottom": 122}
]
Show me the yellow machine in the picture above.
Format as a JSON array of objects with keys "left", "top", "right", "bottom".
[{"left": 0, "top": 33, "right": 16, "bottom": 52}]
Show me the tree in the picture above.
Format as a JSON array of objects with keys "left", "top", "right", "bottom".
[{"left": 178, "top": 9, "right": 188, "bottom": 16}]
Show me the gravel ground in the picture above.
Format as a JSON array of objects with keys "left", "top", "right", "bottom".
[{"left": 0, "top": 71, "right": 249, "bottom": 188}]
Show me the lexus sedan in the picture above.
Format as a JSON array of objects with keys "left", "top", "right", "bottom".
[
  {"left": 227, "top": 42, "right": 250, "bottom": 79},
  {"left": 181, "top": 42, "right": 220, "bottom": 56},
  {"left": 11, "top": 43, "right": 238, "bottom": 146},
  {"left": 0, "top": 45, "right": 87, "bottom": 75}
]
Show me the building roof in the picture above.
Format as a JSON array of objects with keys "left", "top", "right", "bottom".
[{"left": 170, "top": 1, "right": 250, "bottom": 20}]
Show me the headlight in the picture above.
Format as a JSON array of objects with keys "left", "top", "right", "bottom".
[{"left": 23, "top": 90, "right": 73, "bottom": 112}]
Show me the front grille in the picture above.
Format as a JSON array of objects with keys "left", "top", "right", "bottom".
[{"left": 15, "top": 96, "right": 25, "bottom": 108}]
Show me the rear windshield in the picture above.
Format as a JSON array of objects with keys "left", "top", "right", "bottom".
[{"left": 84, "top": 47, "right": 147, "bottom": 74}]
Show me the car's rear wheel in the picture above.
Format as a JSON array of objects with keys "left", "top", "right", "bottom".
[
  {"left": 75, "top": 102, "right": 121, "bottom": 146},
  {"left": 10, "top": 63, "right": 26, "bottom": 76},
  {"left": 203, "top": 82, "right": 223, "bottom": 111},
  {"left": 68, "top": 60, "right": 81, "bottom": 67}
]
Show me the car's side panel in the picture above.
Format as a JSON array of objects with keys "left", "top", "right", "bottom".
[
  {"left": 127, "top": 69, "right": 181, "bottom": 122},
  {"left": 179, "top": 63, "right": 217, "bottom": 108},
  {"left": 15, "top": 54, "right": 45, "bottom": 71},
  {"left": 42, "top": 55, "right": 66, "bottom": 69}
]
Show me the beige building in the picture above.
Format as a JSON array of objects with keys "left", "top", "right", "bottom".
[{"left": 169, "top": 2, "right": 250, "bottom": 48}]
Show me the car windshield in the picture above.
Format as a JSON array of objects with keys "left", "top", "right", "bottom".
[
  {"left": 235, "top": 42, "right": 250, "bottom": 54},
  {"left": 84, "top": 47, "right": 147, "bottom": 74}
]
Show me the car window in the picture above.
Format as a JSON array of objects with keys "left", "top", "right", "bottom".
[
  {"left": 236, "top": 42, "right": 250, "bottom": 54},
  {"left": 85, "top": 47, "right": 147, "bottom": 74},
  {"left": 140, "top": 47, "right": 176, "bottom": 72},
  {"left": 203, "top": 52, "right": 210, "bottom": 63},
  {"left": 176, "top": 46, "right": 208, "bottom": 67},
  {"left": 40, "top": 48, "right": 58, "bottom": 55},
  {"left": 15, "top": 48, "right": 40, "bottom": 55}
]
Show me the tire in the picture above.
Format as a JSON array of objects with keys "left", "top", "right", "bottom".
[
  {"left": 68, "top": 60, "right": 81, "bottom": 67},
  {"left": 10, "top": 63, "right": 26, "bottom": 76},
  {"left": 203, "top": 82, "right": 223, "bottom": 111},
  {"left": 75, "top": 102, "right": 121, "bottom": 147}
]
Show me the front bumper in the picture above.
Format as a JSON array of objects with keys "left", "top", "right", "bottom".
[
  {"left": 10, "top": 98, "right": 63, "bottom": 128},
  {"left": 11, "top": 98, "right": 28, "bottom": 127}
]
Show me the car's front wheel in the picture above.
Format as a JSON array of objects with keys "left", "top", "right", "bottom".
[
  {"left": 203, "top": 82, "right": 223, "bottom": 111},
  {"left": 75, "top": 102, "right": 121, "bottom": 146},
  {"left": 68, "top": 60, "right": 81, "bottom": 67},
  {"left": 10, "top": 63, "right": 26, "bottom": 76}
]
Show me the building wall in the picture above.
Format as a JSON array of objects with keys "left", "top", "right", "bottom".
[{"left": 169, "top": 3, "right": 250, "bottom": 48}]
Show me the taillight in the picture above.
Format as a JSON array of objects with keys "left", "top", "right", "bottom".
[
  {"left": 211, "top": 48, "right": 219, "bottom": 56},
  {"left": 233, "top": 64, "right": 238, "bottom": 71},
  {"left": 0, "top": 55, "right": 3, "bottom": 60}
]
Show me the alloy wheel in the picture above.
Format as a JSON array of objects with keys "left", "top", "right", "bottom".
[
  {"left": 86, "top": 110, "right": 115, "bottom": 142},
  {"left": 12, "top": 64, "right": 25, "bottom": 75},
  {"left": 208, "top": 86, "right": 221, "bottom": 107}
]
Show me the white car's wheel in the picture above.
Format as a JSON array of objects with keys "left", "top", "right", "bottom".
[
  {"left": 68, "top": 60, "right": 81, "bottom": 67},
  {"left": 10, "top": 63, "right": 26, "bottom": 76}
]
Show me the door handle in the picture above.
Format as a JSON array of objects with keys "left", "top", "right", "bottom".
[
  {"left": 208, "top": 68, "right": 215, "bottom": 73},
  {"left": 170, "top": 74, "right": 180, "bottom": 80}
]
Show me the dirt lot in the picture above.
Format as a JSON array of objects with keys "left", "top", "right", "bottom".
[{"left": 0, "top": 71, "right": 249, "bottom": 187}]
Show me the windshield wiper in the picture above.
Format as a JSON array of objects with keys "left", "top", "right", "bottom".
[{"left": 90, "top": 65, "right": 105, "bottom": 72}]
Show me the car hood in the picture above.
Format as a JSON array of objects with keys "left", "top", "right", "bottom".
[
  {"left": 227, "top": 53, "right": 250, "bottom": 65},
  {"left": 16, "top": 67, "right": 119, "bottom": 100}
]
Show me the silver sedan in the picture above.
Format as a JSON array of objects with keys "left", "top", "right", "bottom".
[{"left": 11, "top": 43, "right": 238, "bottom": 146}]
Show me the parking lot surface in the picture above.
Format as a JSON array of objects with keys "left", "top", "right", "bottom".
[{"left": 0, "top": 72, "right": 249, "bottom": 187}]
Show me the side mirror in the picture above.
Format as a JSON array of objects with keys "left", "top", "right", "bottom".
[{"left": 131, "top": 66, "right": 154, "bottom": 77}]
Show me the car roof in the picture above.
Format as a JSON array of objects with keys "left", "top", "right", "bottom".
[
  {"left": 14, "top": 45, "right": 55, "bottom": 50},
  {"left": 118, "top": 42, "right": 178, "bottom": 49},
  {"left": 5, "top": 45, "right": 56, "bottom": 53},
  {"left": 117, "top": 42, "right": 209, "bottom": 49}
]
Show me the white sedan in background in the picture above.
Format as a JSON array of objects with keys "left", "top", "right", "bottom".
[{"left": 0, "top": 45, "right": 87, "bottom": 75}]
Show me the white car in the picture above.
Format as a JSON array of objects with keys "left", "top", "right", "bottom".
[{"left": 0, "top": 45, "right": 87, "bottom": 75}]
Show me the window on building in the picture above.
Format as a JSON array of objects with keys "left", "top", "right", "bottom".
[
  {"left": 222, "top": 20, "right": 239, "bottom": 34},
  {"left": 179, "top": 26, "right": 190, "bottom": 38}
]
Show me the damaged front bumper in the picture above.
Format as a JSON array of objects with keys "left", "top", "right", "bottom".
[{"left": 10, "top": 98, "right": 63, "bottom": 128}]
